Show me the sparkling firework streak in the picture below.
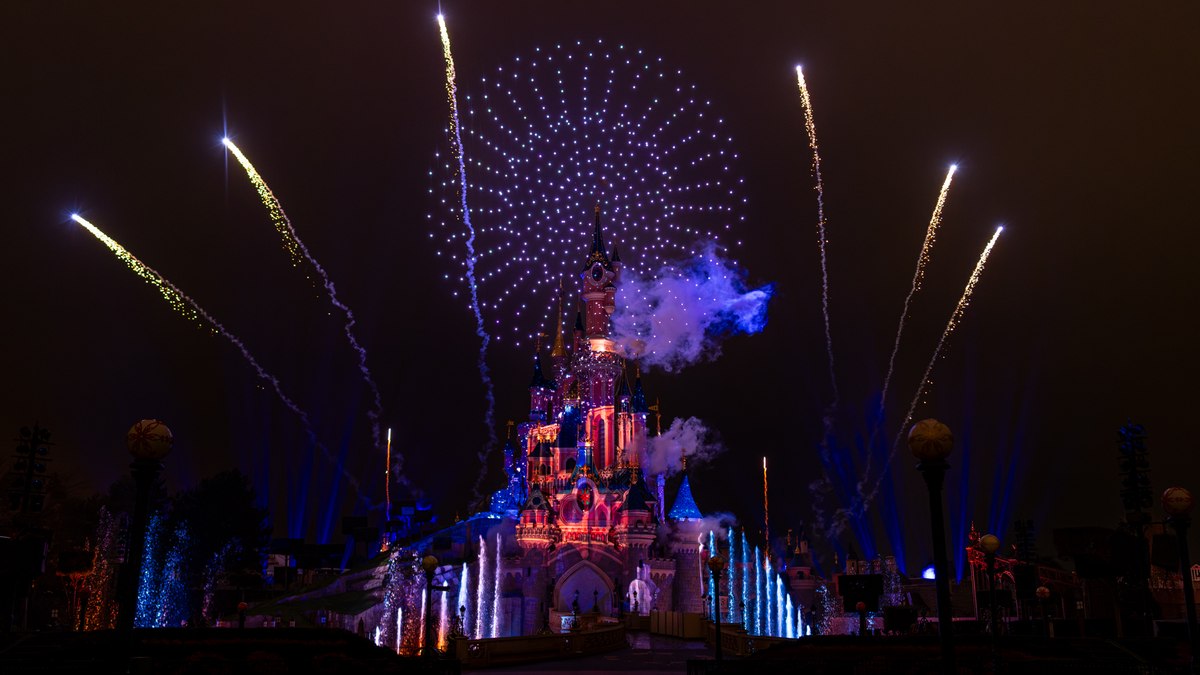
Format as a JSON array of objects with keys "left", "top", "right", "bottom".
[
  {"left": 429, "top": 39, "right": 745, "bottom": 347},
  {"left": 762, "top": 456, "right": 770, "bottom": 549},
  {"left": 863, "top": 225, "right": 1005, "bottom": 508},
  {"left": 438, "top": 14, "right": 499, "bottom": 494},
  {"left": 385, "top": 427, "right": 393, "bottom": 521},
  {"left": 222, "top": 137, "right": 386, "bottom": 458},
  {"left": 877, "top": 164, "right": 957, "bottom": 419},
  {"left": 796, "top": 66, "right": 838, "bottom": 406},
  {"left": 70, "top": 213, "right": 363, "bottom": 495}
]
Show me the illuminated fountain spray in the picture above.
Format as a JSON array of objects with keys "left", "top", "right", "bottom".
[
  {"left": 475, "top": 535, "right": 489, "bottom": 639},
  {"left": 398, "top": 605, "right": 408, "bottom": 653},
  {"left": 438, "top": 582, "right": 449, "bottom": 649},
  {"left": 707, "top": 530, "right": 718, "bottom": 619},
  {"left": 491, "top": 532, "right": 503, "bottom": 638},
  {"left": 755, "top": 547, "right": 766, "bottom": 635},
  {"left": 727, "top": 526, "right": 739, "bottom": 625},
  {"left": 418, "top": 587, "right": 428, "bottom": 651},
  {"left": 134, "top": 514, "right": 162, "bottom": 628},
  {"left": 740, "top": 532, "right": 752, "bottom": 632},
  {"left": 777, "top": 576, "right": 787, "bottom": 638},
  {"left": 733, "top": 540, "right": 801, "bottom": 639}
]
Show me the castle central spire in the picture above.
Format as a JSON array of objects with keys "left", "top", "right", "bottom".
[{"left": 580, "top": 204, "right": 617, "bottom": 340}]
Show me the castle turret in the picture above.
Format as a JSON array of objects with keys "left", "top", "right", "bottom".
[{"left": 528, "top": 349, "right": 556, "bottom": 423}]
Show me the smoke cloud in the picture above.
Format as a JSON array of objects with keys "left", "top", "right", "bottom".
[
  {"left": 613, "top": 242, "right": 773, "bottom": 372},
  {"left": 643, "top": 417, "right": 724, "bottom": 477}
]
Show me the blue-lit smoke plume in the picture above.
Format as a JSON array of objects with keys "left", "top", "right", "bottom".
[
  {"left": 611, "top": 243, "right": 773, "bottom": 372},
  {"left": 438, "top": 14, "right": 498, "bottom": 496}
]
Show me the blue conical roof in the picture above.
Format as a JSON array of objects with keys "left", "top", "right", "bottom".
[{"left": 668, "top": 475, "right": 703, "bottom": 521}]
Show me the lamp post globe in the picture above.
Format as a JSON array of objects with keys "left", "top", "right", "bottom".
[
  {"left": 979, "top": 534, "right": 1000, "bottom": 554},
  {"left": 1163, "top": 487, "right": 1194, "bottom": 517},
  {"left": 126, "top": 419, "right": 173, "bottom": 461},
  {"left": 908, "top": 419, "right": 953, "bottom": 462}
]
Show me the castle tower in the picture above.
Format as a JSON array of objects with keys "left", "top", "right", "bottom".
[{"left": 581, "top": 204, "right": 616, "bottom": 342}]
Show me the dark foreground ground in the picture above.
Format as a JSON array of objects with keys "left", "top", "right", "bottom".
[{"left": 0, "top": 628, "right": 1193, "bottom": 674}]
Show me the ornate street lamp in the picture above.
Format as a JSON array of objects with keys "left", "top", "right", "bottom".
[
  {"left": 707, "top": 554, "right": 727, "bottom": 662},
  {"left": 421, "top": 555, "right": 447, "bottom": 658},
  {"left": 909, "top": 418, "right": 955, "bottom": 674},
  {"left": 1035, "top": 586, "right": 1051, "bottom": 639},
  {"left": 1162, "top": 487, "right": 1197, "bottom": 672},
  {"left": 979, "top": 533, "right": 1001, "bottom": 667},
  {"left": 117, "top": 419, "right": 172, "bottom": 631}
]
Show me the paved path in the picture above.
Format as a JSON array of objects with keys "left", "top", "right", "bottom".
[{"left": 488, "top": 633, "right": 716, "bottom": 674}]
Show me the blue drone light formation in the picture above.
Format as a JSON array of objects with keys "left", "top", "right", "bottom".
[{"left": 429, "top": 39, "right": 747, "bottom": 347}]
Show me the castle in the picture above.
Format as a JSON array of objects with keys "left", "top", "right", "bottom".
[{"left": 484, "top": 205, "right": 713, "bottom": 634}]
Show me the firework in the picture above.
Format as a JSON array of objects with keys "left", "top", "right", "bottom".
[
  {"left": 795, "top": 65, "right": 837, "bottom": 405},
  {"left": 429, "top": 39, "right": 745, "bottom": 347},
  {"left": 437, "top": 13, "right": 498, "bottom": 492},
  {"left": 70, "top": 213, "right": 362, "bottom": 494},
  {"left": 762, "top": 456, "right": 770, "bottom": 549},
  {"left": 863, "top": 225, "right": 1005, "bottom": 507},
  {"left": 877, "top": 164, "right": 957, "bottom": 418},
  {"left": 222, "top": 137, "right": 385, "bottom": 457}
]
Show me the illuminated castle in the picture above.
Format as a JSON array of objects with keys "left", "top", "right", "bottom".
[{"left": 486, "top": 205, "right": 711, "bottom": 633}]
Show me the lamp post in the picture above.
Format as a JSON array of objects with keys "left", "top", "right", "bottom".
[
  {"left": 1036, "top": 586, "right": 1051, "bottom": 639},
  {"left": 117, "top": 420, "right": 172, "bottom": 631},
  {"left": 707, "top": 554, "right": 726, "bottom": 662},
  {"left": 1163, "top": 487, "right": 1197, "bottom": 672},
  {"left": 421, "top": 555, "right": 450, "bottom": 658},
  {"left": 909, "top": 418, "right": 955, "bottom": 674},
  {"left": 979, "top": 533, "right": 1001, "bottom": 667}
]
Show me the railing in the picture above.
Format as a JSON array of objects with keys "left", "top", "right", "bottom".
[
  {"left": 706, "top": 621, "right": 799, "bottom": 657},
  {"left": 449, "top": 623, "right": 627, "bottom": 669}
]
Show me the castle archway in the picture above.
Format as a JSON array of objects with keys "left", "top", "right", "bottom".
[{"left": 554, "top": 560, "right": 613, "bottom": 614}]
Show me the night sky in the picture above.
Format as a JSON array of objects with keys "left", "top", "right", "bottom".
[{"left": 5, "top": 2, "right": 1198, "bottom": 568}]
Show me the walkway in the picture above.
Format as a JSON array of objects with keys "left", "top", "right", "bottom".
[{"left": 488, "top": 632, "right": 714, "bottom": 674}]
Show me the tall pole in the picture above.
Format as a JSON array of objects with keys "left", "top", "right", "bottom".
[
  {"left": 708, "top": 555, "right": 726, "bottom": 662},
  {"left": 1163, "top": 487, "right": 1197, "bottom": 673},
  {"left": 422, "top": 555, "right": 440, "bottom": 658},
  {"left": 979, "top": 533, "right": 1001, "bottom": 670},
  {"left": 909, "top": 419, "right": 956, "bottom": 675}
]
